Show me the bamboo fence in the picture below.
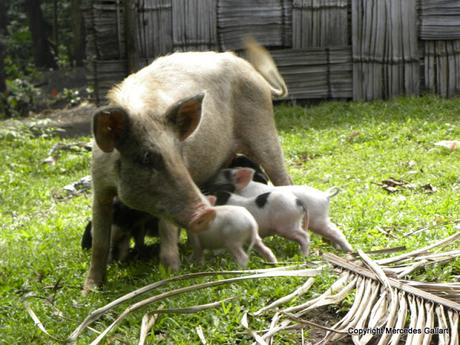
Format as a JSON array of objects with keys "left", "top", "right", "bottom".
[{"left": 82, "top": 0, "right": 460, "bottom": 103}]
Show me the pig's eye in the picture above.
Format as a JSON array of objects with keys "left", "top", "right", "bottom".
[{"left": 139, "top": 151, "right": 164, "bottom": 170}]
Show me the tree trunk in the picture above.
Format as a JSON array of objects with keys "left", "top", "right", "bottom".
[
  {"left": 0, "top": 40, "right": 5, "bottom": 94},
  {"left": 71, "top": 0, "right": 85, "bottom": 66},
  {"left": 124, "top": 0, "right": 140, "bottom": 73},
  {"left": 0, "top": 0, "right": 7, "bottom": 93},
  {"left": 24, "top": 0, "right": 57, "bottom": 69}
]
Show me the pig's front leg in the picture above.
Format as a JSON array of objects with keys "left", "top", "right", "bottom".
[
  {"left": 83, "top": 193, "right": 114, "bottom": 293},
  {"left": 159, "top": 219, "right": 181, "bottom": 270},
  {"left": 188, "top": 233, "right": 204, "bottom": 263}
]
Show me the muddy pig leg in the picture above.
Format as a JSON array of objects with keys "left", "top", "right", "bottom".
[
  {"left": 159, "top": 219, "right": 181, "bottom": 270},
  {"left": 84, "top": 192, "right": 114, "bottom": 293}
]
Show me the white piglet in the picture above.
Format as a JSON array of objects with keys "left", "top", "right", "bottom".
[
  {"left": 214, "top": 189, "right": 310, "bottom": 255},
  {"left": 188, "top": 196, "right": 277, "bottom": 266},
  {"left": 213, "top": 168, "right": 353, "bottom": 252}
]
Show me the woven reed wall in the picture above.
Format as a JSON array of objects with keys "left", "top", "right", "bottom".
[{"left": 83, "top": 0, "right": 460, "bottom": 103}]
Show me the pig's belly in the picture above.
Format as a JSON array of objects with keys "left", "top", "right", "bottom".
[{"left": 198, "top": 231, "right": 226, "bottom": 250}]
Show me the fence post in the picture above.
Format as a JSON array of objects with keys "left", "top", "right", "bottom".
[{"left": 124, "top": 0, "right": 140, "bottom": 73}]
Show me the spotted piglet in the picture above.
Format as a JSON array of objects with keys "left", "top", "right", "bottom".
[
  {"left": 187, "top": 196, "right": 277, "bottom": 266},
  {"left": 213, "top": 168, "right": 353, "bottom": 252},
  {"left": 214, "top": 187, "right": 310, "bottom": 255}
]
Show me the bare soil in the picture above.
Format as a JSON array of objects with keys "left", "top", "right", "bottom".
[{"left": 27, "top": 102, "right": 96, "bottom": 138}]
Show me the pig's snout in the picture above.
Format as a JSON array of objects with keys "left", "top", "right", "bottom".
[{"left": 189, "top": 207, "right": 216, "bottom": 233}]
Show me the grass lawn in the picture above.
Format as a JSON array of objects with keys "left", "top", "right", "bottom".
[{"left": 0, "top": 95, "right": 459, "bottom": 344}]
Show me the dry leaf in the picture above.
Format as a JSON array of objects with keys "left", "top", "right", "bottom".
[
  {"left": 376, "top": 178, "right": 414, "bottom": 193},
  {"left": 421, "top": 184, "right": 437, "bottom": 194},
  {"left": 346, "top": 131, "right": 362, "bottom": 143}
]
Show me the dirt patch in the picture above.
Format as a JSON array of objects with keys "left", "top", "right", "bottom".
[
  {"left": 302, "top": 308, "right": 354, "bottom": 344},
  {"left": 26, "top": 102, "right": 97, "bottom": 138}
]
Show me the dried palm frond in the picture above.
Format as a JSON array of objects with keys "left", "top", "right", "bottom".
[
  {"left": 25, "top": 234, "right": 458, "bottom": 344},
  {"left": 248, "top": 233, "right": 460, "bottom": 345},
  {"left": 65, "top": 265, "right": 320, "bottom": 344}
]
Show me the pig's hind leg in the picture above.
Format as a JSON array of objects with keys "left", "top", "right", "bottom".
[
  {"left": 227, "top": 244, "right": 249, "bottom": 267},
  {"left": 310, "top": 221, "right": 353, "bottom": 252},
  {"left": 243, "top": 131, "right": 291, "bottom": 186},
  {"left": 234, "top": 90, "right": 290, "bottom": 186},
  {"left": 252, "top": 237, "right": 277, "bottom": 263},
  {"left": 277, "top": 226, "right": 310, "bottom": 256}
]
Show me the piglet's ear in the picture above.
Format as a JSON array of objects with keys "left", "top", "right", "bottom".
[
  {"left": 167, "top": 93, "right": 205, "bottom": 141},
  {"left": 93, "top": 106, "right": 128, "bottom": 153},
  {"left": 189, "top": 208, "right": 216, "bottom": 233},
  {"left": 234, "top": 168, "right": 255, "bottom": 191},
  {"left": 207, "top": 195, "right": 217, "bottom": 206}
]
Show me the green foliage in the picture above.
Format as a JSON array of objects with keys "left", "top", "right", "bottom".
[
  {"left": 4, "top": 78, "right": 42, "bottom": 117},
  {"left": 5, "top": 0, "right": 75, "bottom": 75},
  {"left": 2, "top": 0, "right": 80, "bottom": 117},
  {"left": 0, "top": 96, "right": 459, "bottom": 343},
  {"left": 5, "top": 1, "right": 35, "bottom": 79},
  {"left": 61, "top": 88, "right": 83, "bottom": 107}
]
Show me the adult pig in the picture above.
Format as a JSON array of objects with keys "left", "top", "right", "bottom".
[{"left": 85, "top": 40, "right": 290, "bottom": 291}]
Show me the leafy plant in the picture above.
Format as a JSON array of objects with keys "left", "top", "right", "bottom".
[{"left": 5, "top": 78, "right": 42, "bottom": 117}]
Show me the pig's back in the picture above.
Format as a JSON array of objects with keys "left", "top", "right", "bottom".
[
  {"left": 279, "top": 185, "right": 330, "bottom": 207},
  {"left": 239, "top": 182, "right": 273, "bottom": 198},
  {"left": 277, "top": 185, "right": 330, "bottom": 228},
  {"left": 261, "top": 191, "right": 303, "bottom": 229},
  {"left": 109, "top": 51, "right": 270, "bottom": 185}
]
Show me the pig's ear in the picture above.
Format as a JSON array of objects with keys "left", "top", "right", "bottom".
[
  {"left": 189, "top": 208, "right": 216, "bottom": 233},
  {"left": 166, "top": 93, "right": 205, "bottom": 141},
  {"left": 93, "top": 106, "right": 128, "bottom": 153},
  {"left": 234, "top": 168, "right": 255, "bottom": 190},
  {"left": 207, "top": 195, "right": 217, "bottom": 206}
]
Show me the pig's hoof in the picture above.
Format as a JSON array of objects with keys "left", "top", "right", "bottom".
[
  {"left": 82, "top": 277, "right": 102, "bottom": 295},
  {"left": 160, "top": 254, "right": 181, "bottom": 271},
  {"left": 301, "top": 248, "right": 310, "bottom": 256},
  {"left": 336, "top": 242, "right": 353, "bottom": 252}
]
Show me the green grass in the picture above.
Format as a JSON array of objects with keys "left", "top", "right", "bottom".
[{"left": 1, "top": 95, "right": 459, "bottom": 344}]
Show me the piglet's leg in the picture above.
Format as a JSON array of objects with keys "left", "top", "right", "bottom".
[
  {"left": 132, "top": 223, "right": 147, "bottom": 255},
  {"left": 227, "top": 245, "right": 249, "bottom": 267},
  {"left": 110, "top": 226, "right": 131, "bottom": 262},
  {"left": 252, "top": 238, "right": 277, "bottom": 263},
  {"left": 278, "top": 228, "right": 310, "bottom": 256},
  {"left": 188, "top": 233, "right": 204, "bottom": 264},
  {"left": 310, "top": 221, "right": 353, "bottom": 252}
]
